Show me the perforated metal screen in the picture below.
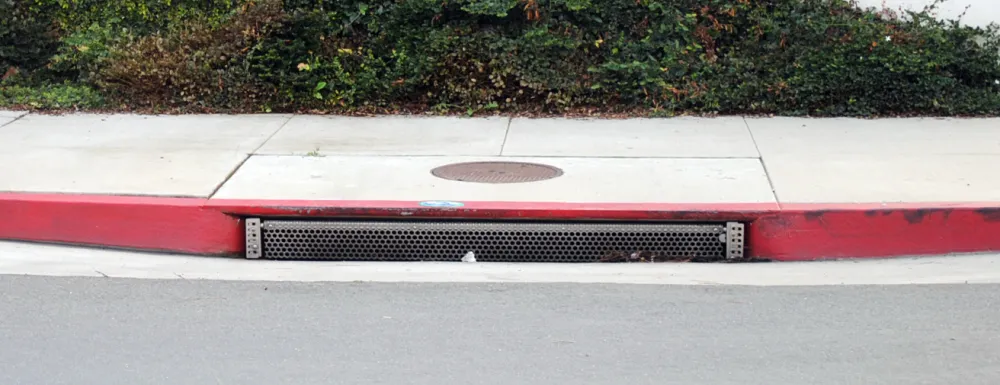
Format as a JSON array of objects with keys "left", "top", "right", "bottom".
[{"left": 247, "top": 219, "right": 745, "bottom": 262}]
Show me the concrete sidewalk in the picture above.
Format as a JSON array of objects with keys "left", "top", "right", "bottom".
[
  {"left": 1, "top": 112, "right": 999, "bottom": 203},
  {"left": 1, "top": 111, "right": 999, "bottom": 260}
]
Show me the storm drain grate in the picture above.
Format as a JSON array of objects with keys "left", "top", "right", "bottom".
[{"left": 246, "top": 219, "right": 745, "bottom": 262}]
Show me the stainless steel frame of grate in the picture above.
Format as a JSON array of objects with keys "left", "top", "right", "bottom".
[{"left": 245, "top": 219, "right": 746, "bottom": 262}]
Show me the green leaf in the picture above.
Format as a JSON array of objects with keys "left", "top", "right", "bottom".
[
  {"left": 459, "top": 0, "right": 518, "bottom": 17},
  {"left": 564, "top": 0, "right": 591, "bottom": 11}
]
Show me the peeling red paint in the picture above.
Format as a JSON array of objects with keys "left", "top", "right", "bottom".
[
  {"left": 975, "top": 208, "right": 1000, "bottom": 223},
  {"left": 753, "top": 206, "right": 1000, "bottom": 261}
]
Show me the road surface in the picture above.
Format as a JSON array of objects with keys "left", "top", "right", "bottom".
[{"left": 2, "top": 274, "right": 998, "bottom": 385}]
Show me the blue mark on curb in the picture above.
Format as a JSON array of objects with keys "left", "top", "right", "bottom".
[{"left": 419, "top": 200, "right": 465, "bottom": 208}]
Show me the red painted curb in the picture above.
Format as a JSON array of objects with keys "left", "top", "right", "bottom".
[
  {"left": 2, "top": 193, "right": 999, "bottom": 261},
  {"left": 0, "top": 193, "right": 241, "bottom": 255},
  {"left": 756, "top": 203, "right": 1000, "bottom": 261}
]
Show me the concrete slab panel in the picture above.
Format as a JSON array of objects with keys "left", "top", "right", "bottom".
[
  {"left": 257, "top": 115, "right": 509, "bottom": 156},
  {"left": 0, "top": 114, "right": 290, "bottom": 196},
  {"left": 213, "top": 155, "right": 776, "bottom": 203},
  {"left": 503, "top": 117, "right": 758, "bottom": 158},
  {"left": 766, "top": 154, "right": 1000, "bottom": 203},
  {"left": 0, "top": 116, "right": 15, "bottom": 126},
  {"left": 747, "top": 117, "right": 1000, "bottom": 156}
]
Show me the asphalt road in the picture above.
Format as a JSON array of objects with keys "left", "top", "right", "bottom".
[{"left": 2, "top": 275, "right": 999, "bottom": 385}]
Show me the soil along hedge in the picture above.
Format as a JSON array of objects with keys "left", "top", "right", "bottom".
[{"left": 2, "top": 0, "right": 999, "bottom": 115}]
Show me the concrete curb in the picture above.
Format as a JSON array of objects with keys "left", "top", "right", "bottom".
[{"left": 1, "top": 192, "right": 999, "bottom": 261}]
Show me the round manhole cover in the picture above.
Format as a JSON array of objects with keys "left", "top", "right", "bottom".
[{"left": 431, "top": 161, "right": 563, "bottom": 184}]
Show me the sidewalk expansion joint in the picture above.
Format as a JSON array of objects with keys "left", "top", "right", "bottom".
[
  {"left": 0, "top": 112, "right": 30, "bottom": 129},
  {"left": 499, "top": 116, "right": 513, "bottom": 156},
  {"left": 208, "top": 114, "right": 295, "bottom": 199},
  {"left": 741, "top": 116, "right": 781, "bottom": 205}
]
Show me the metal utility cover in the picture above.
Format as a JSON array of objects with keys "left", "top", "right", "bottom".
[{"left": 430, "top": 161, "right": 563, "bottom": 184}]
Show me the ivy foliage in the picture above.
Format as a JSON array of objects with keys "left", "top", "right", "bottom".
[{"left": 2, "top": 0, "right": 998, "bottom": 115}]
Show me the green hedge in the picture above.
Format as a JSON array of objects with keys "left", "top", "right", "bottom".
[{"left": 2, "top": 0, "right": 999, "bottom": 115}]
